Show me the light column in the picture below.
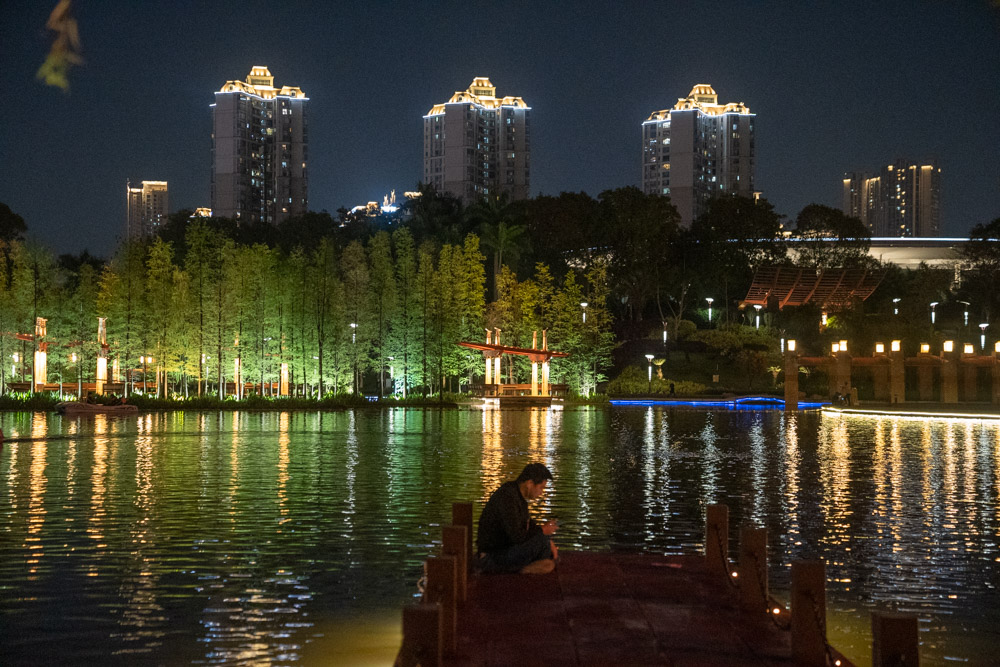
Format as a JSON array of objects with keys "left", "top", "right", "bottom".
[{"left": 531, "top": 331, "right": 539, "bottom": 396}]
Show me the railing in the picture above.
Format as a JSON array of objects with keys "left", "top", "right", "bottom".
[
  {"left": 395, "top": 502, "right": 921, "bottom": 666},
  {"left": 706, "top": 504, "right": 919, "bottom": 666}
]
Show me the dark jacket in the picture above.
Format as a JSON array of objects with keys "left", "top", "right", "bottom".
[{"left": 476, "top": 480, "right": 540, "bottom": 553}]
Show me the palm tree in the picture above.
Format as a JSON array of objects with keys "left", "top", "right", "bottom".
[{"left": 467, "top": 194, "right": 530, "bottom": 301}]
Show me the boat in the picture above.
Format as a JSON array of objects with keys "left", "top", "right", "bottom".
[{"left": 56, "top": 401, "right": 139, "bottom": 415}]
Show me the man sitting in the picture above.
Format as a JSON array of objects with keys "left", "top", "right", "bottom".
[{"left": 476, "top": 463, "right": 558, "bottom": 575}]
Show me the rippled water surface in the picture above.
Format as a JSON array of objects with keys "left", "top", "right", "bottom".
[{"left": 1, "top": 407, "right": 999, "bottom": 665}]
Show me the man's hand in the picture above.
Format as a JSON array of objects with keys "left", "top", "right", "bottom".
[{"left": 542, "top": 519, "right": 558, "bottom": 536}]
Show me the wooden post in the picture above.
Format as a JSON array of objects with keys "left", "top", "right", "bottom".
[
  {"left": 738, "top": 526, "right": 768, "bottom": 613},
  {"left": 452, "top": 502, "right": 474, "bottom": 570},
  {"left": 783, "top": 350, "right": 798, "bottom": 411},
  {"left": 396, "top": 604, "right": 441, "bottom": 667},
  {"left": 424, "top": 556, "right": 458, "bottom": 654},
  {"left": 791, "top": 560, "right": 827, "bottom": 666},
  {"left": 872, "top": 612, "right": 919, "bottom": 667},
  {"left": 918, "top": 363, "right": 934, "bottom": 401},
  {"left": 941, "top": 353, "right": 958, "bottom": 403},
  {"left": 442, "top": 525, "right": 468, "bottom": 602},
  {"left": 705, "top": 504, "right": 729, "bottom": 580},
  {"left": 889, "top": 347, "right": 905, "bottom": 404}
]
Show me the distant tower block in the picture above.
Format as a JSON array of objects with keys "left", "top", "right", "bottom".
[
  {"left": 642, "top": 84, "right": 755, "bottom": 227},
  {"left": 212, "top": 66, "right": 308, "bottom": 225},
  {"left": 126, "top": 180, "right": 168, "bottom": 241},
  {"left": 424, "top": 77, "right": 530, "bottom": 205}
]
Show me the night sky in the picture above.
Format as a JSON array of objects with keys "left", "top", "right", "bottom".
[{"left": 3, "top": 1, "right": 999, "bottom": 257}]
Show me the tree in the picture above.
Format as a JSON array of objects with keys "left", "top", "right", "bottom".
[
  {"left": 368, "top": 232, "right": 397, "bottom": 398},
  {"left": 468, "top": 193, "right": 530, "bottom": 301},
  {"left": 793, "top": 204, "right": 872, "bottom": 268},
  {"left": 389, "top": 228, "right": 419, "bottom": 397},
  {"left": 963, "top": 217, "right": 1000, "bottom": 321},
  {"left": 689, "top": 195, "right": 787, "bottom": 323},
  {"left": 598, "top": 187, "right": 679, "bottom": 327},
  {"left": 0, "top": 203, "right": 27, "bottom": 246}
]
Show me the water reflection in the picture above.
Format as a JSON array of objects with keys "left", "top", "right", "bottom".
[{"left": 1, "top": 408, "right": 998, "bottom": 665}]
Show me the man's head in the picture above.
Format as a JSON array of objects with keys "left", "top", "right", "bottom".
[{"left": 516, "top": 463, "right": 553, "bottom": 500}]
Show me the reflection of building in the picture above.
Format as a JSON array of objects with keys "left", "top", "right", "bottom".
[
  {"left": 642, "top": 84, "right": 755, "bottom": 227},
  {"left": 842, "top": 160, "right": 941, "bottom": 237},
  {"left": 126, "top": 180, "right": 168, "bottom": 240},
  {"left": 424, "top": 77, "right": 530, "bottom": 205},
  {"left": 211, "top": 66, "right": 308, "bottom": 225}
]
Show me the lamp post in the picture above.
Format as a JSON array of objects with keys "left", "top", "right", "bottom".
[
  {"left": 754, "top": 304, "right": 762, "bottom": 329},
  {"left": 980, "top": 323, "right": 989, "bottom": 351},
  {"left": 350, "top": 322, "right": 358, "bottom": 394},
  {"left": 705, "top": 297, "right": 714, "bottom": 323},
  {"left": 892, "top": 297, "right": 900, "bottom": 315},
  {"left": 72, "top": 352, "right": 80, "bottom": 399},
  {"left": 957, "top": 301, "right": 970, "bottom": 327},
  {"left": 930, "top": 302, "right": 938, "bottom": 325},
  {"left": 580, "top": 301, "right": 588, "bottom": 323},
  {"left": 645, "top": 354, "right": 654, "bottom": 395}
]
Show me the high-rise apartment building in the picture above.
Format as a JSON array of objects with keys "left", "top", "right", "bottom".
[
  {"left": 423, "top": 77, "right": 530, "bottom": 205},
  {"left": 842, "top": 160, "right": 940, "bottom": 237},
  {"left": 642, "top": 84, "right": 755, "bottom": 227},
  {"left": 211, "top": 66, "right": 308, "bottom": 225},
  {"left": 126, "top": 180, "right": 168, "bottom": 241}
]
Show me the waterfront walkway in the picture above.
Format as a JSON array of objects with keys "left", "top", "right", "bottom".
[{"left": 444, "top": 551, "right": 828, "bottom": 666}]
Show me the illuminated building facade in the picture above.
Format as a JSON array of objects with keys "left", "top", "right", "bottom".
[
  {"left": 211, "top": 66, "right": 308, "bottom": 225},
  {"left": 424, "top": 77, "right": 530, "bottom": 205},
  {"left": 642, "top": 84, "right": 755, "bottom": 227},
  {"left": 842, "top": 160, "right": 940, "bottom": 237},
  {"left": 126, "top": 180, "right": 168, "bottom": 240}
]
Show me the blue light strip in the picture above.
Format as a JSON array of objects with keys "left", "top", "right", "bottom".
[{"left": 610, "top": 396, "right": 829, "bottom": 410}]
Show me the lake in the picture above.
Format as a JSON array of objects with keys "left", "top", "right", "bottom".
[{"left": 1, "top": 406, "right": 998, "bottom": 665}]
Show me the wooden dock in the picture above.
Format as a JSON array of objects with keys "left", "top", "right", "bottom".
[
  {"left": 453, "top": 551, "right": 806, "bottom": 666},
  {"left": 396, "top": 503, "right": 920, "bottom": 667}
]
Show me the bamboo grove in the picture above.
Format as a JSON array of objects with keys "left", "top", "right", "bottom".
[{"left": 0, "top": 220, "right": 615, "bottom": 399}]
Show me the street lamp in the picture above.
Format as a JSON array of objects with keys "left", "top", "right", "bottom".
[
  {"left": 72, "top": 352, "right": 80, "bottom": 399},
  {"left": 580, "top": 301, "right": 588, "bottom": 323},
  {"left": 980, "top": 323, "right": 989, "bottom": 351},
  {"left": 754, "top": 304, "right": 762, "bottom": 329},
  {"left": 705, "top": 297, "right": 714, "bottom": 323},
  {"left": 958, "top": 301, "right": 970, "bottom": 327},
  {"left": 929, "top": 302, "right": 938, "bottom": 325},
  {"left": 892, "top": 297, "right": 900, "bottom": 315},
  {"left": 350, "top": 322, "right": 358, "bottom": 394},
  {"left": 645, "top": 354, "right": 654, "bottom": 395}
]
